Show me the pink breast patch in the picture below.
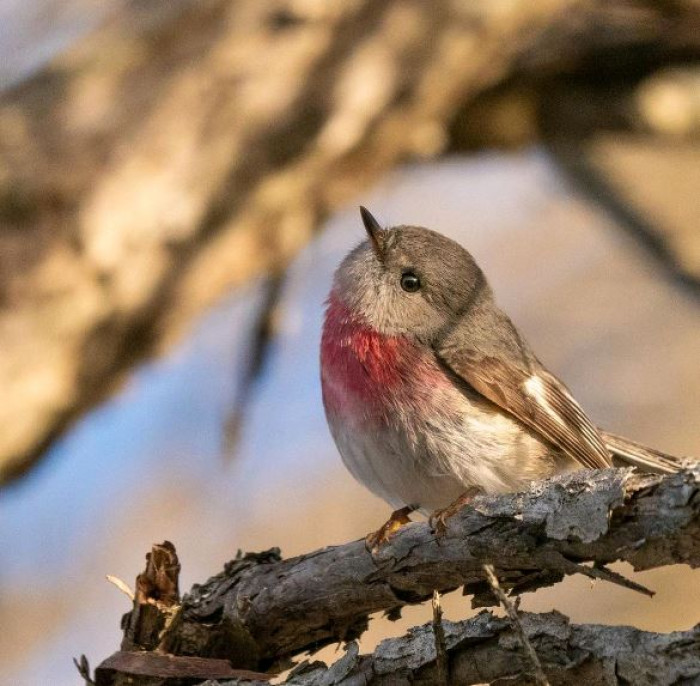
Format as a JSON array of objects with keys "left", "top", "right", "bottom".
[{"left": 321, "top": 292, "right": 445, "bottom": 417}]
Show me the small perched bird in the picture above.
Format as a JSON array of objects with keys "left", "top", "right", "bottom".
[{"left": 320, "top": 207, "right": 684, "bottom": 546}]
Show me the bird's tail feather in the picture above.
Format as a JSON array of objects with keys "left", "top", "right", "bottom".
[{"left": 601, "top": 430, "right": 688, "bottom": 474}]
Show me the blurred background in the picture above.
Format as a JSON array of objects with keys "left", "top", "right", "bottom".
[{"left": 0, "top": 1, "right": 699, "bottom": 684}]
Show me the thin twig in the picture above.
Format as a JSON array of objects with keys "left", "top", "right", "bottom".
[
  {"left": 564, "top": 559, "right": 654, "bottom": 597},
  {"left": 73, "top": 654, "right": 96, "bottom": 686},
  {"left": 106, "top": 574, "right": 135, "bottom": 601},
  {"left": 483, "top": 563, "right": 549, "bottom": 686},
  {"left": 432, "top": 589, "right": 449, "bottom": 685}
]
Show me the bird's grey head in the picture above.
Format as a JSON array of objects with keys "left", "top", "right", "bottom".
[{"left": 332, "top": 207, "right": 490, "bottom": 341}]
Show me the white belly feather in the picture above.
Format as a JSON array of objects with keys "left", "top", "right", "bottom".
[{"left": 325, "top": 381, "right": 561, "bottom": 512}]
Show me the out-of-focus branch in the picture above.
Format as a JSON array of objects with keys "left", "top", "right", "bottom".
[
  {"left": 2, "top": 0, "right": 700, "bottom": 484},
  {"left": 95, "top": 467, "right": 698, "bottom": 680}
]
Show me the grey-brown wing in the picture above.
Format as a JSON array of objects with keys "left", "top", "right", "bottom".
[{"left": 438, "top": 349, "right": 612, "bottom": 470}]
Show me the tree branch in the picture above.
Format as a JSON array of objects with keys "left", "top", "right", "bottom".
[
  {"left": 96, "top": 611, "right": 700, "bottom": 685},
  {"left": 275, "top": 611, "right": 700, "bottom": 685},
  {"left": 106, "top": 467, "right": 698, "bottom": 673}
]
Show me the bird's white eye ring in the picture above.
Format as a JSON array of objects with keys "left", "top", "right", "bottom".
[{"left": 400, "top": 271, "right": 421, "bottom": 292}]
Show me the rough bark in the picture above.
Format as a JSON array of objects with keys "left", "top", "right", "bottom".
[
  {"left": 2, "top": 0, "right": 700, "bottom": 484},
  {"left": 121, "top": 541, "right": 181, "bottom": 654},
  {"left": 94, "top": 612, "right": 700, "bottom": 685},
  {"left": 274, "top": 611, "right": 700, "bottom": 686},
  {"left": 97, "top": 467, "right": 699, "bottom": 681}
]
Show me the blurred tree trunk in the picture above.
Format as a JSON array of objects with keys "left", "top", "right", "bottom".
[{"left": 1, "top": 0, "right": 699, "bottom": 483}]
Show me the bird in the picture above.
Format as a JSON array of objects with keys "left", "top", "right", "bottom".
[{"left": 320, "top": 207, "right": 686, "bottom": 548}]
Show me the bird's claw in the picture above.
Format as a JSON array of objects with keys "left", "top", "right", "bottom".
[
  {"left": 365, "top": 506, "right": 413, "bottom": 553},
  {"left": 429, "top": 509, "right": 451, "bottom": 539},
  {"left": 430, "top": 487, "right": 482, "bottom": 539}
]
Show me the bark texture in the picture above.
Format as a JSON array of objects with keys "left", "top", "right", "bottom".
[
  {"left": 94, "top": 467, "right": 699, "bottom": 684},
  {"left": 2, "top": 0, "right": 699, "bottom": 483},
  {"left": 96, "top": 612, "right": 700, "bottom": 685},
  {"left": 276, "top": 611, "right": 700, "bottom": 686}
]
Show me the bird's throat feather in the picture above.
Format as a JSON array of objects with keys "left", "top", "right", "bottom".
[{"left": 321, "top": 293, "right": 446, "bottom": 418}]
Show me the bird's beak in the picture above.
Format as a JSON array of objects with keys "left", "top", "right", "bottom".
[{"left": 359, "top": 206, "right": 385, "bottom": 261}]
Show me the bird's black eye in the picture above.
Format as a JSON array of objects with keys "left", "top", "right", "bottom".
[{"left": 400, "top": 271, "right": 421, "bottom": 293}]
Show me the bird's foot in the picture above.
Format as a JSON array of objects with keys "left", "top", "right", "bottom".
[
  {"left": 365, "top": 506, "right": 414, "bottom": 552},
  {"left": 430, "top": 487, "right": 482, "bottom": 538}
]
